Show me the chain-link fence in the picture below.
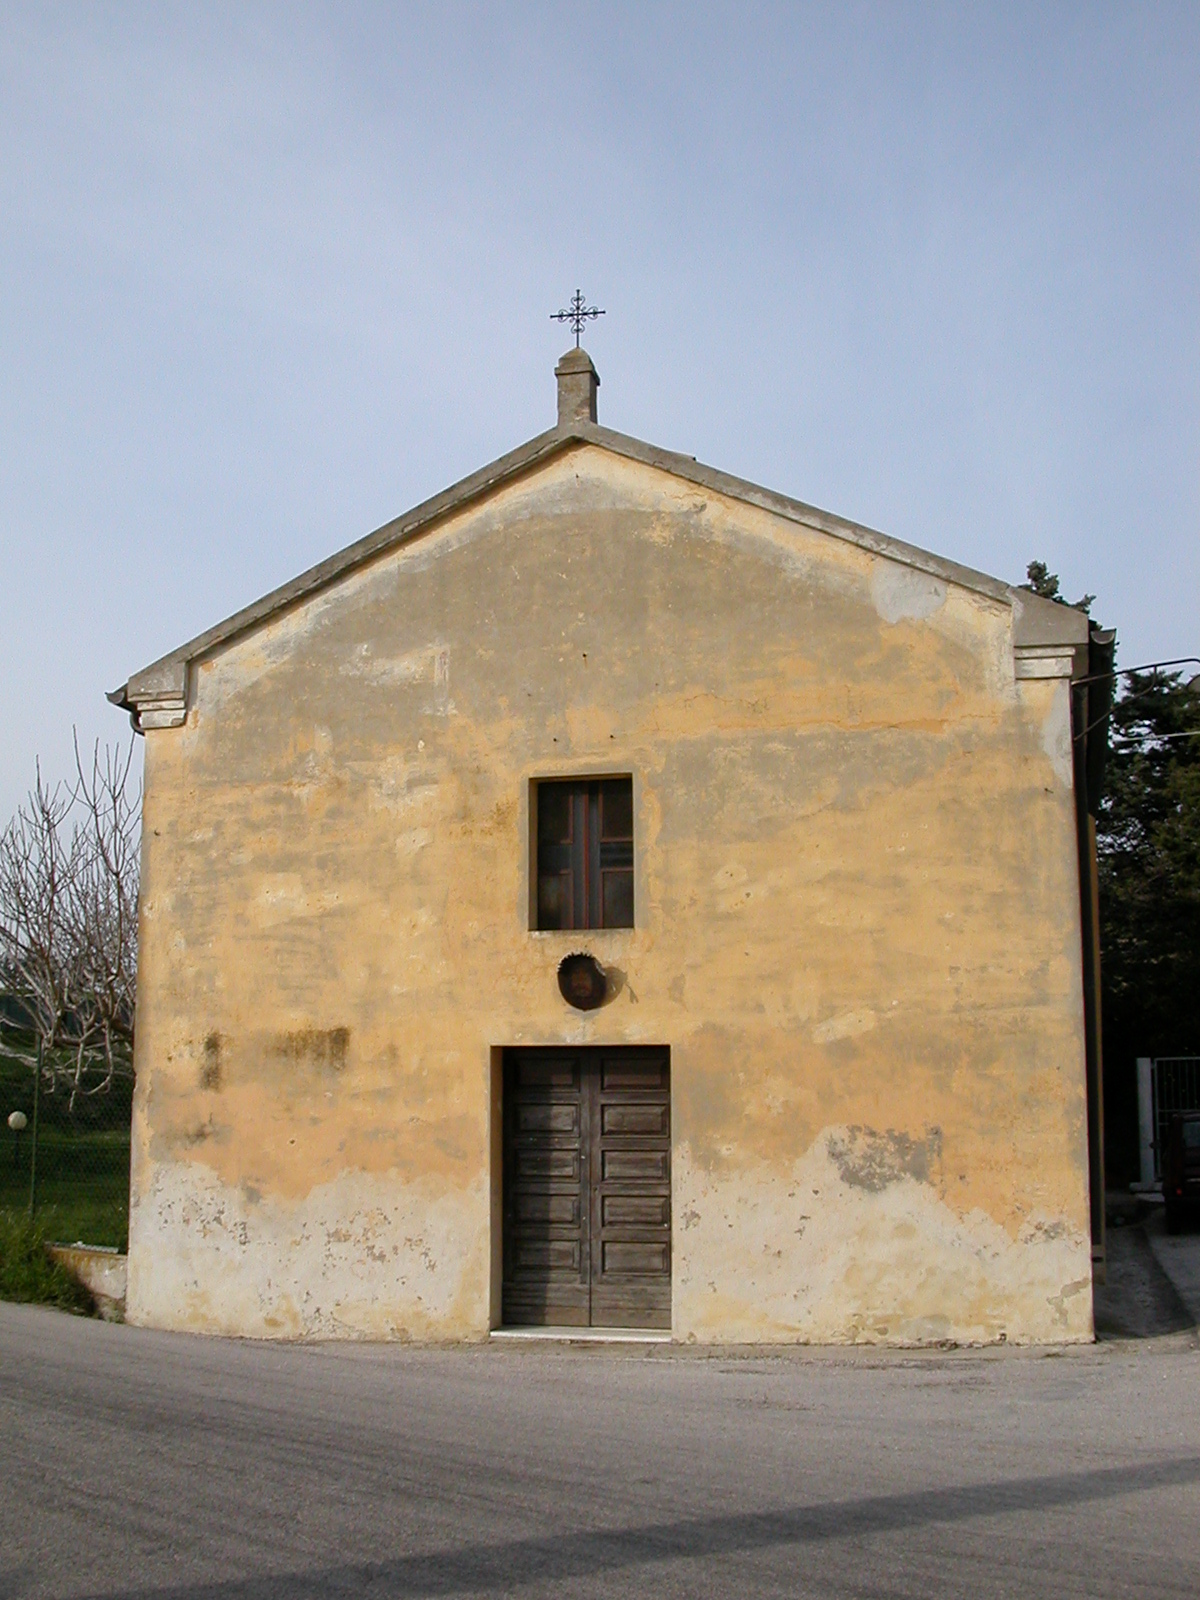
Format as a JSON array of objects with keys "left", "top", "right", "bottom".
[{"left": 0, "top": 1034, "right": 132, "bottom": 1251}]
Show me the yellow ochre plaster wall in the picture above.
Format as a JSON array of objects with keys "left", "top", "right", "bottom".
[{"left": 127, "top": 445, "right": 1092, "bottom": 1344}]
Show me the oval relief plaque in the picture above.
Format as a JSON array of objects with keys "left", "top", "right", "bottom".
[{"left": 557, "top": 952, "right": 608, "bottom": 1011}]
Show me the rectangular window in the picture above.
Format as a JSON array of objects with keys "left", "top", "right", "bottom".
[{"left": 536, "top": 778, "right": 634, "bottom": 930}]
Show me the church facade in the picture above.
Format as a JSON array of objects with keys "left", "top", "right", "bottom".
[{"left": 112, "top": 348, "right": 1105, "bottom": 1344}]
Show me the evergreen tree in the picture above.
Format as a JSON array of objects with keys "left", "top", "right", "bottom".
[
  {"left": 1022, "top": 560, "right": 1198, "bottom": 1182},
  {"left": 1097, "top": 669, "right": 1200, "bottom": 1065}
]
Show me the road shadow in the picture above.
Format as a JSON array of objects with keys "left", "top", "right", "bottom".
[
  {"left": 1094, "top": 1217, "right": 1196, "bottom": 1339},
  {"left": 75, "top": 1455, "right": 1200, "bottom": 1600}
]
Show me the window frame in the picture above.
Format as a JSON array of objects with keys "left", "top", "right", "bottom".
[{"left": 531, "top": 775, "right": 635, "bottom": 932}]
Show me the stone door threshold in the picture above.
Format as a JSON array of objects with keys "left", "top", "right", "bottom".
[{"left": 490, "top": 1326, "right": 671, "bottom": 1344}]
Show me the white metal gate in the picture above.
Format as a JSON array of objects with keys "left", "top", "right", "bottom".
[{"left": 1137, "top": 1057, "right": 1200, "bottom": 1184}]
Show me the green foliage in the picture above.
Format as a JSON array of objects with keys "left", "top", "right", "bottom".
[
  {"left": 1020, "top": 557, "right": 1197, "bottom": 1182},
  {"left": 0, "top": 1213, "right": 95, "bottom": 1313},
  {"left": 1019, "top": 559, "right": 1095, "bottom": 614},
  {"left": 1098, "top": 670, "right": 1200, "bottom": 1060}
]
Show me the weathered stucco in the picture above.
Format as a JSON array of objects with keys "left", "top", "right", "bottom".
[{"left": 127, "top": 443, "right": 1092, "bottom": 1343}]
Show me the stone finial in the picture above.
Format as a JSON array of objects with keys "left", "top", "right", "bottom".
[{"left": 555, "top": 347, "right": 599, "bottom": 427}]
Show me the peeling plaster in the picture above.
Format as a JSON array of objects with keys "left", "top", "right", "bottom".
[
  {"left": 871, "top": 561, "right": 948, "bottom": 625},
  {"left": 674, "top": 1133, "right": 1092, "bottom": 1345},
  {"left": 813, "top": 1009, "right": 878, "bottom": 1044},
  {"left": 127, "top": 1163, "right": 490, "bottom": 1340},
  {"left": 827, "top": 1125, "right": 943, "bottom": 1191},
  {"left": 1041, "top": 682, "right": 1074, "bottom": 789}
]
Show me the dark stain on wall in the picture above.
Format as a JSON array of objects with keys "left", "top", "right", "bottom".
[
  {"left": 270, "top": 1027, "right": 351, "bottom": 1070},
  {"left": 200, "top": 1032, "right": 222, "bottom": 1091},
  {"left": 828, "top": 1126, "right": 944, "bottom": 1192}
]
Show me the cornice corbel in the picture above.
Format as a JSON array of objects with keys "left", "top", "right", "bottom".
[
  {"left": 107, "top": 660, "right": 188, "bottom": 733},
  {"left": 1012, "top": 644, "right": 1078, "bottom": 680}
]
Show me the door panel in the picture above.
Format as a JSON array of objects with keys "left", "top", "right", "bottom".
[
  {"left": 502, "top": 1047, "right": 671, "bottom": 1329},
  {"left": 515, "top": 1193, "right": 580, "bottom": 1225},
  {"left": 600, "top": 1103, "right": 669, "bottom": 1135},
  {"left": 520, "top": 1104, "right": 580, "bottom": 1133},
  {"left": 515, "top": 1240, "right": 581, "bottom": 1271},
  {"left": 518, "top": 1058, "right": 580, "bottom": 1089},
  {"left": 519, "top": 1148, "right": 581, "bottom": 1180},
  {"left": 600, "top": 1150, "right": 669, "bottom": 1181},
  {"left": 589, "top": 1049, "right": 671, "bottom": 1329},
  {"left": 502, "top": 1053, "right": 590, "bottom": 1326},
  {"left": 600, "top": 1060, "right": 665, "bottom": 1091},
  {"left": 601, "top": 1195, "right": 669, "bottom": 1226}
]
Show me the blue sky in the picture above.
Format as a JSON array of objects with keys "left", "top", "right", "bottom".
[{"left": 1, "top": 2, "right": 1196, "bottom": 817}]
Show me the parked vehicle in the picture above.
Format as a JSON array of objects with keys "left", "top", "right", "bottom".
[{"left": 1163, "top": 1112, "right": 1200, "bottom": 1233}]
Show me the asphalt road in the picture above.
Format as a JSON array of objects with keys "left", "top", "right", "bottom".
[{"left": 1, "top": 1303, "right": 1199, "bottom": 1599}]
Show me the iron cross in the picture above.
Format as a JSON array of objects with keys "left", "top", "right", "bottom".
[{"left": 551, "top": 289, "right": 605, "bottom": 347}]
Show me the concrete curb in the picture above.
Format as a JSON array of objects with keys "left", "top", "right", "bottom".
[{"left": 47, "top": 1244, "right": 127, "bottom": 1320}]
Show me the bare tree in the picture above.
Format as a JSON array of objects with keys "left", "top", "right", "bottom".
[
  {"left": 0, "top": 736, "right": 141, "bottom": 1110},
  {"left": 0, "top": 763, "right": 81, "bottom": 1058},
  {"left": 69, "top": 734, "right": 140, "bottom": 1101}
]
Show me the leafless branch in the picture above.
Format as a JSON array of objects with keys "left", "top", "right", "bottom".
[{"left": 0, "top": 734, "right": 140, "bottom": 1109}]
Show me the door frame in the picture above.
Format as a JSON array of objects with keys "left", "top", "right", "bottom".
[{"left": 491, "top": 1044, "right": 673, "bottom": 1331}]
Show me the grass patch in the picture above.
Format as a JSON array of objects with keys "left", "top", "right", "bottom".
[
  {"left": 0, "top": 1213, "right": 96, "bottom": 1314},
  {"left": 0, "top": 1133, "right": 130, "bottom": 1250},
  {"left": 0, "top": 1040, "right": 131, "bottom": 1250}
]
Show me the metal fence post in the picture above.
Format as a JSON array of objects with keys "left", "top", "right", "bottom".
[
  {"left": 1136, "top": 1057, "right": 1155, "bottom": 1186},
  {"left": 28, "top": 1035, "right": 42, "bottom": 1218}
]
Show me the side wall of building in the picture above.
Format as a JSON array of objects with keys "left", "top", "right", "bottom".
[{"left": 126, "top": 446, "right": 1092, "bottom": 1343}]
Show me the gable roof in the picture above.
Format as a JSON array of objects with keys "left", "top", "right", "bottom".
[{"left": 110, "top": 414, "right": 1089, "bottom": 730}]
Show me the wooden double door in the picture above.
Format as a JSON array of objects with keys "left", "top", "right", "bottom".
[{"left": 502, "top": 1047, "right": 671, "bottom": 1329}]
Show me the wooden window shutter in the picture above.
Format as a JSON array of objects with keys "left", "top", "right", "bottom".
[{"left": 536, "top": 779, "right": 633, "bottom": 931}]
